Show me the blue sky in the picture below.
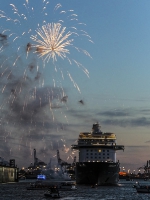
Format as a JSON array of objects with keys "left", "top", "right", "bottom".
[{"left": 1, "top": 0, "right": 150, "bottom": 172}]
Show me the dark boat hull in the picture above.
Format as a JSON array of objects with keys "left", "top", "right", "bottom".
[
  {"left": 136, "top": 185, "right": 150, "bottom": 193},
  {"left": 136, "top": 189, "right": 150, "bottom": 193},
  {"left": 75, "top": 162, "right": 120, "bottom": 185},
  {"left": 44, "top": 193, "right": 60, "bottom": 198}
]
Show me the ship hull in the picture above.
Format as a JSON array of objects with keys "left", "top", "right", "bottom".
[{"left": 75, "top": 162, "right": 120, "bottom": 185}]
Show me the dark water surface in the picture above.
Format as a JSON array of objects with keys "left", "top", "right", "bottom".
[{"left": 0, "top": 180, "right": 150, "bottom": 200}]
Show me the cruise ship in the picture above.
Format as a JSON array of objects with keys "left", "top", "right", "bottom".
[{"left": 71, "top": 122, "right": 124, "bottom": 185}]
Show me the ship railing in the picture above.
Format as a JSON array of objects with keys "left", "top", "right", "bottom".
[{"left": 79, "top": 135, "right": 116, "bottom": 139}]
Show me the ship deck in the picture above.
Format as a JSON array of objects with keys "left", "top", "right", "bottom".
[{"left": 71, "top": 144, "right": 124, "bottom": 151}]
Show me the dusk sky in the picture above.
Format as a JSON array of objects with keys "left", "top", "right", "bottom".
[{"left": 0, "top": 0, "right": 150, "bottom": 173}]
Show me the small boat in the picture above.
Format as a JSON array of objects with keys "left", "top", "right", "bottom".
[
  {"left": 136, "top": 185, "right": 150, "bottom": 193},
  {"left": 44, "top": 187, "right": 60, "bottom": 198},
  {"left": 26, "top": 182, "right": 48, "bottom": 190},
  {"left": 91, "top": 184, "right": 97, "bottom": 188},
  {"left": 71, "top": 184, "right": 77, "bottom": 190},
  {"left": 58, "top": 182, "right": 77, "bottom": 191},
  {"left": 134, "top": 182, "right": 150, "bottom": 193}
]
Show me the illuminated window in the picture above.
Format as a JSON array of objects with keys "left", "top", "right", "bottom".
[{"left": 98, "top": 149, "right": 101, "bottom": 152}]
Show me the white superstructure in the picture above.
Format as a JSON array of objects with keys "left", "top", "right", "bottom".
[
  {"left": 72, "top": 123, "right": 124, "bottom": 163},
  {"left": 78, "top": 123, "right": 117, "bottom": 162}
]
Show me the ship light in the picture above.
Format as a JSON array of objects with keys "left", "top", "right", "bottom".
[{"left": 37, "top": 175, "right": 46, "bottom": 180}]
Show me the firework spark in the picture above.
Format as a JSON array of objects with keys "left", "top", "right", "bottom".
[{"left": 31, "top": 23, "right": 73, "bottom": 63}]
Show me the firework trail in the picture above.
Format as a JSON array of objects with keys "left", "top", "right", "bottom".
[{"left": 0, "top": 0, "right": 92, "bottom": 166}]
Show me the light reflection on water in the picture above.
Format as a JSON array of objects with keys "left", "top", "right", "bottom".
[{"left": 0, "top": 180, "right": 150, "bottom": 200}]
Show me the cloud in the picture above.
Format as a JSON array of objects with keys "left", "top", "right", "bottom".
[
  {"left": 92, "top": 108, "right": 150, "bottom": 127},
  {"left": 99, "top": 110, "right": 130, "bottom": 117},
  {"left": 102, "top": 117, "right": 150, "bottom": 127}
]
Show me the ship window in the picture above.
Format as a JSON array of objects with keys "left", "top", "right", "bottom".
[
  {"left": 103, "top": 153, "right": 105, "bottom": 155},
  {"left": 103, "top": 157, "right": 105, "bottom": 159},
  {"left": 98, "top": 150, "right": 101, "bottom": 152},
  {"left": 95, "top": 157, "right": 97, "bottom": 159},
  {"left": 86, "top": 153, "right": 88, "bottom": 155},
  {"left": 107, "top": 157, "right": 109, "bottom": 159},
  {"left": 103, "top": 150, "right": 105, "bottom": 152},
  {"left": 107, "top": 150, "right": 109, "bottom": 152},
  {"left": 107, "top": 153, "right": 109, "bottom": 155},
  {"left": 91, "top": 153, "right": 93, "bottom": 155},
  {"left": 86, "top": 150, "right": 89, "bottom": 151}
]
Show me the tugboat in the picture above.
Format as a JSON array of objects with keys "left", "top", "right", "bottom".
[
  {"left": 71, "top": 122, "right": 124, "bottom": 185},
  {"left": 58, "top": 182, "right": 77, "bottom": 191},
  {"left": 71, "top": 184, "right": 77, "bottom": 190},
  {"left": 133, "top": 182, "right": 150, "bottom": 193}
]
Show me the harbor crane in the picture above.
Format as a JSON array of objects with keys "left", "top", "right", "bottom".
[
  {"left": 138, "top": 160, "right": 150, "bottom": 173},
  {"left": 57, "top": 150, "right": 69, "bottom": 166}
]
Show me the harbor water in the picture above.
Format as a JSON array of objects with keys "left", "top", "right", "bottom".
[{"left": 0, "top": 180, "right": 150, "bottom": 200}]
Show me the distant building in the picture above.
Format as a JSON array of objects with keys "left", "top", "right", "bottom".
[{"left": 0, "top": 157, "right": 18, "bottom": 183}]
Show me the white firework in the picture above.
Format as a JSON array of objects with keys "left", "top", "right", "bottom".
[{"left": 31, "top": 23, "right": 73, "bottom": 63}]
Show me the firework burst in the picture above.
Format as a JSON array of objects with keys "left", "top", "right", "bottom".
[{"left": 31, "top": 23, "right": 73, "bottom": 63}]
